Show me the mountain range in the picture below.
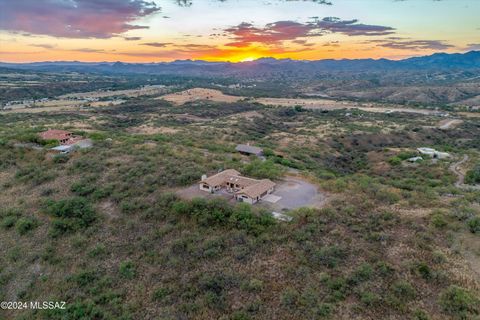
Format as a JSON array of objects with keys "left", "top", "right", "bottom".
[{"left": 1, "top": 51, "right": 479, "bottom": 77}]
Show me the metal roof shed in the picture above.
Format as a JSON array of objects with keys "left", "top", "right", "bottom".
[{"left": 235, "top": 144, "right": 263, "bottom": 156}]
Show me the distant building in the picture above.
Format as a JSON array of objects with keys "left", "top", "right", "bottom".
[
  {"left": 235, "top": 144, "right": 263, "bottom": 157},
  {"left": 199, "top": 169, "right": 275, "bottom": 204},
  {"left": 38, "top": 129, "right": 73, "bottom": 145},
  {"left": 417, "top": 147, "right": 450, "bottom": 159},
  {"left": 39, "top": 129, "right": 93, "bottom": 149}
]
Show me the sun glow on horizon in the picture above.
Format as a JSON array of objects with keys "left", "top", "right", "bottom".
[{"left": 240, "top": 56, "right": 257, "bottom": 62}]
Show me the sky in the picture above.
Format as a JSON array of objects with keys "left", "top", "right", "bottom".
[{"left": 0, "top": 0, "right": 479, "bottom": 63}]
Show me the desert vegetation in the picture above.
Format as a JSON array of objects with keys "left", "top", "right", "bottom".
[{"left": 0, "top": 70, "right": 479, "bottom": 320}]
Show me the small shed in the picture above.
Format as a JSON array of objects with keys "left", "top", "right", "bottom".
[{"left": 235, "top": 144, "right": 263, "bottom": 157}]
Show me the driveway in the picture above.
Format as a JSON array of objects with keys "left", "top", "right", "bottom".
[{"left": 262, "top": 176, "right": 327, "bottom": 211}]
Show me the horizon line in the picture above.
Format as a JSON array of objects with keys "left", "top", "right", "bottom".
[{"left": 1, "top": 50, "right": 478, "bottom": 65}]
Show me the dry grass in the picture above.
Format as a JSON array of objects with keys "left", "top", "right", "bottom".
[
  {"left": 158, "top": 88, "right": 243, "bottom": 105},
  {"left": 127, "top": 125, "right": 180, "bottom": 135}
]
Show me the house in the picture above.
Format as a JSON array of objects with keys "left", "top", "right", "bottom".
[
  {"left": 234, "top": 179, "right": 276, "bottom": 204},
  {"left": 235, "top": 144, "right": 263, "bottom": 157},
  {"left": 38, "top": 129, "right": 73, "bottom": 145},
  {"left": 38, "top": 129, "right": 92, "bottom": 147},
  {"left": 417, "top": 147, "right": 450, "bottom": 159},
  {"left": 199, "top": 169, "right": 275, "bottom": 204}
]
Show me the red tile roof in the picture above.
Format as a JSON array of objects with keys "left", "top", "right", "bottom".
[{"left": 38, "top": 129, "right": 72, "bottom": 142}]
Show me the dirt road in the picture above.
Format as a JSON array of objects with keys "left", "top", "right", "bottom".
[
  {"left": 449, "top": 155, "right": 480, "bottom": 190},
  {"left": 439, "top": 119, "right": 463, "bottom": 130}
]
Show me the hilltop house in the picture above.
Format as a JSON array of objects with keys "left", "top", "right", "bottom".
[
  {"left": 38, "top": 129, "right": 89, "bottom": 146},
  {"left": 38, "top": 129, "right": 74, "bottom": 145},
  {"left": 199, "top": 169, "right": 275, "bottom": 204},
  {"left": 235, "top": 144, "right": 263, "bottom": 157},
  {"left": 417, "top": 147, "right": 450, "bottom": 159}
]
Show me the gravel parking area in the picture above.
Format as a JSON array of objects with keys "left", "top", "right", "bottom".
[{"left": 264, "top": 177, "right": 327, "bottom": 211}]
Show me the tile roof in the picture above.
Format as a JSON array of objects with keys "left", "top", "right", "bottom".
[
  {"left": 38, "top": 129, "right": 72, "bottom": 141},
  {"left": 225, "top": 175, "right": 259, "bottom": 188},
  {"left": 236, "top": 179, "right": 276, "bottom": 199},
  {"left": 203, "top": 169, "right": 241, "bottom": 187},
  {"left": 202, "top": 169, "right": 276, "bottom": 199}
]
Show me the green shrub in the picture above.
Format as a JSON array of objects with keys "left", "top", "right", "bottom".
[
  {"left": 349, "top": 263, "right": 373, "bottom": 285},
  {"left": 376, "top": 261, "right": 395, "bottom": 277},
  {"left": 360, "top": 291, "right": 381, "bottom": 306},
  {"left": 414, "top": 262, "right": 433, "bottom": 280},
  {"left": 325, "top": 276, "right": 348, "bottom": 302},
  {"left": 119, "top": 261, "right": 136, "bottom": 279},
  {"left": 388, "top": 156, "right": 402, "bottom": 166},
  {"left": 15, "top": 217, "right": 38, "bottom": 235},
  {"left": 15, "top": 165, "right": 55, "bottom": 186},
  {"left": 438, "top": 285, "right": 478, "bottom": 318},
  {"left": 430, "top": 211, "right": 447, "bottom": 229},
  {"left": 153, "top": 287, "right": 173, "bottom": 302},
  {"left": 465, "top": 164, "right": 480, "bottom": 185},
  {"left": 88, "top": 132, "right": 108, "bottom": 141},
  {"left": 413, "top": 309, "right": 430, "bottom": 320},
  {"left": 243, "top": 159, "right": 284, "bottom": 179},
  {"left": 88, "top": 244, "right": 107, "bottom": 258},
  {"left": 310, "top": 245, "right": 348, "bottom": 268},
  {"left": 53, "top": 154, "right": 69, "bottom": 163},
  {"left": 468, "top": 216, "right": 480, "bottom": 234},
  {"left": 43, "top": 197, "right": 96, "bottom": 236},
  {"left": 315, "top": 303, "right": 333, "bottom": 317},
  {"left": 1, "top": 216, "right": 18, "bottom": 229},
  {"left": 391, "top": 280, "right": 416, "bottom": 302},
  {"left": 450, "top": 206, "right": 476, "bottom": 221},
  {"left": 241, "top": 279, "right": 263, "bottom": 293},
  {"left": 397, "top": 151, "right": 418, "bottom": 161},
  {"left": 280, "top": 287, "right": 299, "bottom": 307},
  {"left": 71, "top": 270, "right": 99, "bottom": 287},
  {"left": 231, "top": 311, "right": 251, "bottom": 320},
  {"left": 229, "top": 204, "right": 275, "bottom": 235},
  {"left": 71, "top": 179, "right": 97, "bottom": 196},
  {"left": 175, "top": 198, "right": 274, "bottom": 235}
]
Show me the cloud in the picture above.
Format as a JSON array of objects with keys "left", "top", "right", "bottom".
[
  {"left": 368, "top": 38, "right": 454, "bottom": 50},
  {"left": 29, "top": 43, "right": 57, "bottom": 49},
  {"left": 0, "top": 0, "right": 160, "bottom": 38},
  {"left": 72, "top": 48, "right": 107, "bottom": 53},
  {"left": 465, "top": 43, "right": 480, "bottom": 51},
  {"left": 141, "top": 42, "right": 172, "bottom": 47},
  {"left": 224, "top": 21, "right": 316, "bottom": 47},
  {"left": 222, "top": 18, "right": 394, "bottom": 47},
  {"left": 124, "top": 36, "right": 142, "bottom": 41},
  {"left": 314, "top": 17, "right": 395, "bottom": 36},
  {"left": 292, "top": 39, "right": 315, "bottom": 47}
]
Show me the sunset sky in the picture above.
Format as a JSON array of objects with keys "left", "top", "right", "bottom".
[{"left": 1, "top": 0, "right": 479, "bottom": 63}]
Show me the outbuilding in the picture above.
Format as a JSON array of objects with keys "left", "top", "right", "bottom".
[{"left": 235, "top": 144, "right": 263, "bottom": 157}]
